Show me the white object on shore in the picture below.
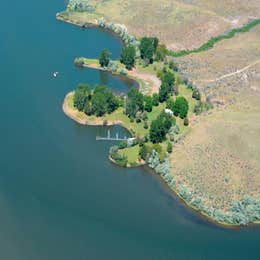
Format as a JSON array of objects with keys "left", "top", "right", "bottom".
[
  {"left": 53, "top": 72, "right": 59, "bottom": 78},
  {"left": 165, "top": 108, "right": 174, "bottom": 116}
]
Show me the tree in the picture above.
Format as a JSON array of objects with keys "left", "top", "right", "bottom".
[
  {"left": 119, "top": 140, "right": 127, "bottom": 149},
  {"left": 149, "top": 112, "right": 173, "bottom": 143},
  {"left": 106, "top": 91, "right": 119, "bottom": 113},
  {"left": 93, "top": 85, "right": 119, "bottom": 115},
  {"left": 159, "top": 83, "right": 169, "bottom": 103},
  {"left": 152, "top": 37, "right": 159, "bottom": 51},
  {"left": 139, "top": 37, "right": 155, "bottom": 63},
  {"left": 150, "top": 119, "right": 166, "bottom": 143},
  {"left": 139, "top": 144, "right": 152, "bottom": 161},
  {"left": 126, "top": 88, "right": 144, "bottom": 117},
  {"left": 83, "top": 101, "right": 93, "bottom": 115},
  {"left": 166, "top": 98, "right": 175, "bottom": 111},
  {"left": 158, "top": 111, "right": 173, "bottom": 132},
  {"left": 144, "top": 120, "right": 148, "bottom": 129},
  {"left": 74, "top": 83, "right": 91, "bottom": 111},
  {"left": 162, "top": 71, "right": 175, "bottom": 92},
  {"left": 192, "top": 89, "right": 201, "bottom": 100},
  {"left": 167, "top": 142, "right": 173, "bottom": 153},
  {"left": 91, "top": 92, "right": 107, "bottom": 116},
  {"left": 120, "top": 45, "right": 136, "bottom": 70},
  {"left": 144, "top": 96, "right": 153, "bottom": 112},
  {"left": 184, "top": 117, "right": 189, "bottom": 126},
  {"left": 155, "top": 44, "right": 167, "bottom": 61},
  {"left": 173, "top": 96, "right": 189, "bottom": 118},
  {"left": 152, "top": 93, "right": 159, "bottom": 106},
  {"left": 99, "top": 49, "right": 111, "bottom": 67}
]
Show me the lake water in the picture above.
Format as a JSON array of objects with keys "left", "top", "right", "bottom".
[{"left": 0, "top": 0, "right": 260, "bottom": 259}]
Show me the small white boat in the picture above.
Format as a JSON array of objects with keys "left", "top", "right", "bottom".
[{"left": 53, "top": 71, "right": 59, "bottom": 78}]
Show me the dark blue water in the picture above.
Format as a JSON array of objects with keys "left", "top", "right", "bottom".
[{"left": 0, "top": 0, "right": 259, "bottom": 259}]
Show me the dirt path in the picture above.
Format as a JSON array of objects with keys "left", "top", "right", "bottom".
[
  {"left": 129, "top": 68, "right": 161, "bottom": 94},
  {"left": 201, "top": 59, "right": 260, "bottom": 83}
]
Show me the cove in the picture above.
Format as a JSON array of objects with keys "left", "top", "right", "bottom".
[{"left": 0, "top": 0, "right": 260, "bottom": 259}]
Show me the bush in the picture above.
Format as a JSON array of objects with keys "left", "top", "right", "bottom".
[
  {"left": 184, "top": 117, "right": 189, "bottom": 126},
  {"left": 139, "top": 144, "right": 152, "bottom": 161},
  {"left": 167, "top": 142, "right": 173, "bottom": 153},
  {"left": 142, "top": 111, "right": 148, "bottom": 121},
  {"left": 192, "top": 89, "right": 201, "bottom": 100},
  {"left": 144, "top": 120, "right": 148, "bottom": 129},
  {"left": 169, "top": 60, "right": 178, "bottom": 71},
  {"left": 155, "top": 44, "right": 167, "bottom": 61},
  {"left": 109, "top": 145, "right": 128, "bottom": 167},
  {"left": 148, "top": 150, "right": 160, "bottom": 169},
  {"left": 152, "top": 93, "right": 159, "bottom": 106},
  {"left": 68, "top": 0, "right": 95, "bottom": 12},
  {"left": 119, "top": 141, "right": 127, "bottom": 149},
  {"left": 166, "top": 98, "right": 175, "bottom": 111},
  {"left": 74, "top": 57, "right": 85, "bottom": 67},
  {"left": 135, "top": 111, "right": 142, "bottom": 123},
  {"left": 174, "top": 122, "right": 180, "bottom": 134},
  {"left": 144, "top": 96, "right": 153, "bottom": 112},
  {"left": 107, "top": 60, "right": 118, "bottom": 73}
]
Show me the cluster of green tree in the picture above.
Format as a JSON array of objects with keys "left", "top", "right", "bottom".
[
  {"left": 139, "top": 37, "right": 168, "bottom": 64},
  {"left": 149, "top": 111, "right": 175, "bottom": 143},
  {"left": 74, "top": 83, "right": 120, "bottom": 117},
  {"left": 139, "top": 142, "right": 167, "bottom": 163},
  {"left": 168, "top": 96, "right": 189, "bottom": 119},
  {"left": 139, "top": 37, "right": 159, "bottom": 64},
  {"left": 158, "top": 70, "right": 176, "bottom": 102},
  {"left": 125, "top": 88, "right": 144, "bottom": 118},
  {"left": 120, "top": 45, "right": 136, "bottom": 70},
  {"left": 119, "top": 36, "right": 166, "bottom": 70}
]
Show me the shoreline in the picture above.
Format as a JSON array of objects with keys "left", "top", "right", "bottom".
[
  {"left": 56, "top": 13, "right": 126, "bottom": 46},
  {"left": 76, "top": 59, "right": 160, "bottom": 95},
  {"left": 63, "top": 92, "right": 260, "bottom": 228},
  {"left": 63, "top": 92, "right": 145, "bottom": 168},
  {"left": 58, "top": 10, "right": 260, "bottom": 228}
]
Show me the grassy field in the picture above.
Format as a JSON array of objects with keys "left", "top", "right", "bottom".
[
  {"left": 169, "top": 27, "right": 260, "bottom": 212},
  {"left": 61, "top": 0, "right": 260, "bottom": 50},
  {"left": 175, "top": 26, "right": 260, "bottom": 103},
  {"left": 171, "top": 88, "right": 260, "bottom": 210}
]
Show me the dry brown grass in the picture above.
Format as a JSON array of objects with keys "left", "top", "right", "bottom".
[
  {"left": 175, "top": 26, "right": 260, "bottom": 91},
  {"left": 170, "top": 26, "right": 260, "bottom": 211},
  {"left": 84, "top": 0, "right": 260, "bottom": 50}
]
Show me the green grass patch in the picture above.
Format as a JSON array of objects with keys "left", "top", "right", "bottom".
[{"left": 118, "top": 145, "right": 140, "bottom": 165}]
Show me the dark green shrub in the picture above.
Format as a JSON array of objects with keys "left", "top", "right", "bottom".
[
  {"left": 167, "top": 142, "right": 173, "bottom": 153},
  {"left": 119, "top": 140, "right": 127, "bottom": 149},
  {"left": 184, "top": 117, "right": 189, "bottom": 126}
]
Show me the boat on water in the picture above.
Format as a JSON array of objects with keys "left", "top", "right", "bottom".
[{"left": 53, "top": 71, "right": 59, "bottom": 78}]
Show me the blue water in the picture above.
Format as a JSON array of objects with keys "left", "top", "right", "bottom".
[{"left": 0, "top": 0, "right": 259, "bottom": 259}]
